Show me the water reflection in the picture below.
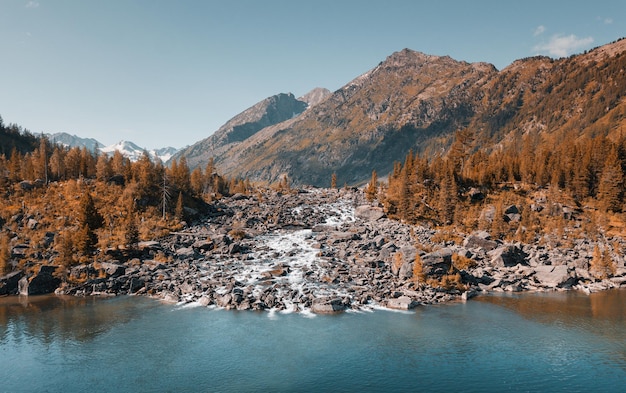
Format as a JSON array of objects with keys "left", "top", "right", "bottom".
[
  {"left": 475, "top": 289, "right": 626, "bottom": 366},
  {"left": 0, "top": 295, "right": 154, "bottom": 345},
  {"left": 474, "top": 289, "right": 626, "bottom": 325}
]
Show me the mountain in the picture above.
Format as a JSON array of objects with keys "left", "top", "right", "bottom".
[
  {"left": 46, "top": 133, "right": 178, "bottom": 163},
  {"left": 48, "top": 132, "right": 103, "bottom": 152},
  {"left": 172, "top": 92, "right": 319, "bottom": 169},
  {"left": 298, "top": 87, "right": 331, "bottom": 107},
  {"left": 179, "top": 38, "right": 626, "bottom": 187},
  {"left": 99, "top": 141, "right": 178, "bottom": 163}
]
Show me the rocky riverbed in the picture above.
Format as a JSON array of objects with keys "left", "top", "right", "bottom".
[{"left": 6, "top": 187, "right": 626, "bottom": 313}]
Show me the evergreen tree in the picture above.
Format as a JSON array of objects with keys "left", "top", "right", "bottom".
[
  {"left": 365, "top": 170, "right": 378, "bottom": 202},
  {"left": 0, "top": 234, "right": 11, "bottom": 275},
  {"left": 175, "top": 191, "right": 184, "bottom": 221},
  {"left": 597, "top": 145, "right": 624, "bottom": 212},
  {"left": 437, "top": 163, "right": 458, "bottom": 225},
  {"left": 331, "top": 173, "right": 337, "bottom": 189},
  {"left": 55, "top": 231, "right": 76, "bottom": 269},
  {"left": 74, "top": 224, "right": 97, "bottom": 260},
  {"left": 95, "top": 153, "right": 113, "bottom": 181},
  {"left": 78, "top": 191, "right": 104, "bottom": 230},
  {"left": 124, "top": 214, "right": 140, "bottom": 250},
  {"left": 412, "top": 253, "right": 425, "bottom": 284}
]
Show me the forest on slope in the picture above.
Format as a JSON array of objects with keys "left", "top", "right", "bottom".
[{"left": 0, "top": 112, "right": 623, "bottom": 285}]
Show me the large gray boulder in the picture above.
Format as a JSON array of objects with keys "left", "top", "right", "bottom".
[
  {"left": 311, "top": 298, "right": 346, "bottom": 314},
  {"left": 533, "top": 265, "right": 576, "bottom": 288},
  {"left": 421, "top": 248, "right": 453, "bottom": 277},
  {"left": 463, "top": 233, "right": 498, "bottom": 251},
  {"left": 488, "top": 245, "right": 528, "bottom": 267},
  {"left": 355, "top": 205, "right": 386, "bottom": 221},
  {"left": 387, "top": 296, "right": 419, "bottom": 310}
]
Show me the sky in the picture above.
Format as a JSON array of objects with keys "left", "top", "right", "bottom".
[{"left": 0, "top": 0, "right": 624, "bottom": 150}]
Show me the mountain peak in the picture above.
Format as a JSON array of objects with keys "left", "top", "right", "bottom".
[
  {"left": 298, "top": 87, "right": 331, "bottom": 108},
  {"left": 173, "top": 91, "right": 309, "bottom": 169}
]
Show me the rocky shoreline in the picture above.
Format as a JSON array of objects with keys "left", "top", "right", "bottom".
[{"left": 4, "top": 187, "right": 626, "bottom": 313}]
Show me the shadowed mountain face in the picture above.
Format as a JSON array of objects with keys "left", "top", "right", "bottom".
[
  {"left": 173, "top": 92, "right": 311, "bottom": 169},
  {"left": 179, "top": 39, "right": 626, "bottom": 187}
]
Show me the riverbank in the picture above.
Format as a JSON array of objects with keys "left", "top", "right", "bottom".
[{"left": 5, "top": 187, "right": 626, "bottom": 312}]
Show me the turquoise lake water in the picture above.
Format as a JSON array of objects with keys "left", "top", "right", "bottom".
[{"left": 1, "top": 290, "right": 625, "bottom": 392}]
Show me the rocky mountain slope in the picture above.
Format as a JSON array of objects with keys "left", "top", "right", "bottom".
[
  {"left": 180, "top": 38, "right": 626, "bottom": 187},
  {"left": 172, "top": 92, "right": 324, "bottom": 169},
  {"left": 49, "top": 132, "right": 103, "bottom": 152}
]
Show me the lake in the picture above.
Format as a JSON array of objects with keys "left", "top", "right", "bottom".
[{"left": 1, "top": 290, "right": 625, "bottom": 392}]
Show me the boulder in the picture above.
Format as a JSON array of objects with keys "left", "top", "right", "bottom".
[
  {"left": 504, "top": 205, "right": 520, "bottom": 215},
  {"left": 26, "top": 218, "right": 38, "bottom": 230},
  {"left": 176, "top": 247, "right": 196, "bottom": 258},
  {"left": 19, "top": 266, "right": 61, "bottom": 295},
  {"left": 100, "top": 262, "right": 126, "bottom": 277},
  {"left": 463, "top": 234, "right": 498, "bottom": 251},
  {"left": 398, "top": 262, "right": 414, "bottom": 280},
  {"left": 533, "top": 265, "right": 576, "bottom": 288},
  {"left": 421, "top": 248, "right": 453, "bottom": 277},
  {"left": 311, "top": 298, "right": 347, "bottom": 314},
  {"left": 0, "top": 271, "right": 24, "bottom": 295},
  {"left": 387, "top": 296, "right": 419, "bottom": 310},
  {"left": 192, "top": 239, "right": 215, "bottom": 251},
  {"left": 479, "top": 205, "right": 496, "bottom": 223},
  {"left": 138, "top": 241, "right": 162, "bottom": 251},
  {"left": 488, "top": 245, "right": 528, "bottom": 267},
  {"left": 355, "top": 205, "right": 386, "bottom": 221}
]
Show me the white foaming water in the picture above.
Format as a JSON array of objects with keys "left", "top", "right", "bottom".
[{"left": 203, "top": 195, "right": 360, "bottom": 312}]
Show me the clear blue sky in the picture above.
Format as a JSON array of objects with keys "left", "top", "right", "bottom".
[{"left": 0, "top": 0, "right": 624, "bottom": 150}]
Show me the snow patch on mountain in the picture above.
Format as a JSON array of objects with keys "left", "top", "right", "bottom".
[{"left": 99, "top": 141, "right": 179, "bottom": 163}]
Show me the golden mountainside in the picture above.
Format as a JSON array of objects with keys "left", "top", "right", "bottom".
[{"left": 182, "top": 38, "right": 626, "bottom": 187}]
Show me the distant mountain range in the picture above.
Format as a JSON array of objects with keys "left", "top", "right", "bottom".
[
  {"left": 48, "top": 132, "right": 178, "bottom": 163},
  {"left": 173, "top": 38, "right": 626, "bottom": 187}
]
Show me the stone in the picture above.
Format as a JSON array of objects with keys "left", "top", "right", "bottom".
[
  {"left": 192, "top": 239, "right": 215, "bottom": 251},
  {"left": 488, "top": 245, "right": 528, "bottom": 267},
  {"left": 463, "top": 234, "right": 498, "bottom": 251},
  {"left": 311, "top": 298, "right": 346, "bottom": 314},
  {"left": 138, "top": 241, "right": 162, "bottom": 251},
  {"left": 26, "top": 218, "right": 38, "bottom": 230},
  {"left": 100, "top": 262, "right": 125, "bottom": 277},
  {"left": 19, "top": 266, "right": 61, "bottom": 295},
  {"left": 176, "top": 247, "right": 196, "bottom": 258},
  {"left": 398, "top": 262, "right": 414, "bottom": 280},
  {"left": 355, "top": 205, "right": 386, "bottom": 221},
  {"left": 421, "top": 248, "right": 453, "bottom": 277},
  {"left": 504, "top": 205, "right": 520, "bottom": 215},
  {"left": 0, "top": 271, "right": 24, "bottom": 295},
  {"left": 533, "top": 265, "right": 576, "bottom": 288},
  {"left": 479, "top": 205, "right": 496, "bottom": 223},
  {"left": 387, "top": 296, "right": 418, "bottom": 310}
]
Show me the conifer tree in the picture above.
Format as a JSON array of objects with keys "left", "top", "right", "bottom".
[
  {"left": 0, "top": 234, "right": 11, "bottom": 275},
  {"left": 55, "top": 231, "right": 76, "bottom": 269},
  {"left": 78, "top": 191, "right": 104, "bottom": 230},
  {"left": 412, "top": 253, "right": 425, "bottom": 284},
  {"left": 437, "top": 163, "right": 458, "bottom": 225},
  {"left": 175, "top": 191, "right": 184, "bottom": 221},
  {"left": 365, "top": 170, "right": 378, "bottom": 202},
  {"left": 124, "top": 214, "right": 140, "bottom": 250},
  {"left": 95, "top": 153, "right": 113, "bottom": 181},
  {"left": 590, "top": 245, "right": 616, "bottom": 279},
  {"left": 597, "top": 145, "right": 624, "bottom": 212},
  {"left": 190, "top": 167, "right": 204, "bottom": 196},
  {"left": 49, "top": 146, "right": 65, "bottom": 181},
  {"left": 331, "top": 173, "right": 337, "bottom": 190}
]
